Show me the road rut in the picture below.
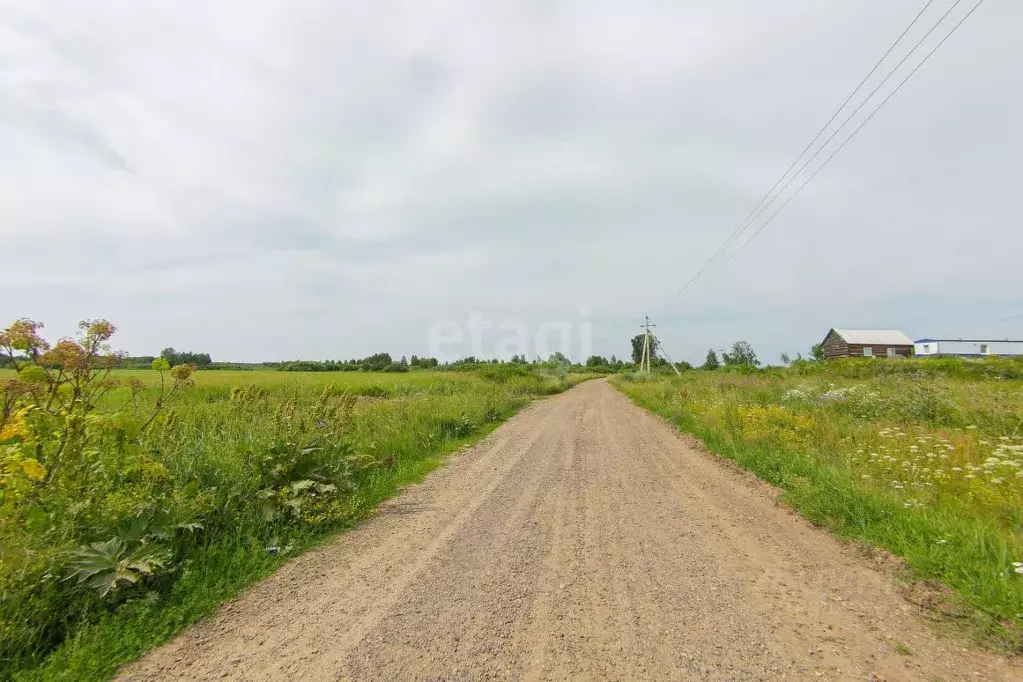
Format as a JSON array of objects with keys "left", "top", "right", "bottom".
[{"left": 122, "top": 379, "right": 1018, "bottom": 681}]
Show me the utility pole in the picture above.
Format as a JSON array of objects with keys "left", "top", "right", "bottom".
[
  {"left": 638, "top": 314, "right": 683, "bottom": 377},
  {"left": 640, "top": 314, "right": 656, "bottom": 373}
]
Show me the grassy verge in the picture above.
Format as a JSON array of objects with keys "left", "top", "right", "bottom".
[
  {"left": 612, "top": 359, "right": 1022, "bottom": 651},
  {"left": 2, "top": 366, "right": 595, "bottom": 680}
]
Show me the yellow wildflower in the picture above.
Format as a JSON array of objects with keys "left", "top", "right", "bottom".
[
  {"left": 21, "top": 458, "right": 47, "bottom": 481},
  {"left": 0, "top": 408, "right": 29, "bottom": 441}
]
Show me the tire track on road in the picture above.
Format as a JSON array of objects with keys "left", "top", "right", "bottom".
[{"left": 122, "top": 380, "right": 1020, "bottom": 682}]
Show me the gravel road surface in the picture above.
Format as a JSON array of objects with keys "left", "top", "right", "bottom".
[{"left": 122, "top": 379, "right": 1018, "bottom": 681}]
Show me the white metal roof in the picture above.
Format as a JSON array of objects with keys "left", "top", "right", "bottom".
[
  {"left": 832, "top": 329, "right": 913, "bottom": 345},
  {"left": 915, "top": 338, "right": 1023, "bottom": 343}
]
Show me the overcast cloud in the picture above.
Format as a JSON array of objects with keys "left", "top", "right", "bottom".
[{"left": 1, "top": 0, "right": 1020, "bottom": 364}]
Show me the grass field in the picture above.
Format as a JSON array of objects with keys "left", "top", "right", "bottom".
[
  {"left": 613, "top": 357, "right": 1023, "bottom": 650},
  {"left": 0, "top": 364, "right": 595, "bottom": 680}
]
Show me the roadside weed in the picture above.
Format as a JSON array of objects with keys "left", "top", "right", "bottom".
[{"left": 613, "top": 358, "right": 1023, "bottom": 650}]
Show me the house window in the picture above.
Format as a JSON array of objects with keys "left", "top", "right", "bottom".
[
  {"left": 862, "top": 347, "right": 873, "bottom": 357},
  {"left": 887, "top": 348, "right": 897, "bottom": 357},
  {"left": 980, "top": 343, "right": 989, "bottom": 354},
  {"left": 923, "top": 344, "right": 930, "bottom": 353}
]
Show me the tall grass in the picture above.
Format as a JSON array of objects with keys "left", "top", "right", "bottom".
[
  {"left": 1, "top": 367, "right": 593, "bottom": 680},
  {"left": 614, "top": 358, "right": 1023, "bottom": 650}
]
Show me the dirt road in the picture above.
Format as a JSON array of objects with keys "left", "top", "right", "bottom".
[{"left": 122, "top": 380, "right": 1018, "bottom": 681}]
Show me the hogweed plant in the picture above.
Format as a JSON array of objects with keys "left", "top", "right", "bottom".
[
  {"left": 1, "top": 319, "right": 193, "bottom": 497},
  {"left": 1, "top": 319, "right": 196, "bottom": 671}
]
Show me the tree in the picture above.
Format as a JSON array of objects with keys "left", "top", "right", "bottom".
[
  {"left": 701, "top": 348, "right": 720, "bottom": 370},
  {"left": 159, "top": 347, "right": 211, "bottom": 368},
  {"left": 586, "top": 355, "right": 609, "bottom": 368},
  {"left": 722, "top": 341, "right": 759, "bottom": 367},
  {"left": 780, "top": 352, "right": 791, "bottom": 366},
  {"left": 360, "top": 352, "right": 393, "bottom": 371},
  {"left": 810, "top": 343, "right": 825, "bottom": 362},
  {"left": 549, "top": 352, "right": 570, "bottom": 365},
  {"left": 630, "top": 333, "right": 659, "bottom": 365}
]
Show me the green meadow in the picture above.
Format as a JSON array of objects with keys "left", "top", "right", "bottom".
[{"left": 1, "top": 353, "right": 594, "bottom": 680}]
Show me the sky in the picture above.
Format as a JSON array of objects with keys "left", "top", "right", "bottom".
[{"left": 1, "top": 0, "right": 1020, "bottom": 365}]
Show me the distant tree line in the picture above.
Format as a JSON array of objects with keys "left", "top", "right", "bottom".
[
  {"left": 700, "top": 340, "right": 827, "bottom": 370},
  {"left": 261, "top": 353, "right": 613, "bottom": 374},
  {"left": 115, "top": 355, "right": 158, "bottom": 369},
  {"left": 446, "top": 353, "right": 581, "bottom": 368},
  {"left": 700, "top": 341, "right": 759, "bottom": 370},
  {"left": 110, "top": 348, "right": 214, "bottom": 370},
  {"left": 160, "top": 348, "right": 212, "bottom": 368},
  {"left": 78, "top": 336, "right": 828, "bottom": 376},
  {"left": 266, "top": 353, "right": 443, "bottom": 373},
  {"left": 2, "top": 332, "right": 835, "bottom": 376},
  {"left": 585, "top": 354, "right": 629, "bottom": 372}
]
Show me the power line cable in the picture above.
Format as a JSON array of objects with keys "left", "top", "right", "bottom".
[
  {"left": 721, "top": 0, "right": 965, "bottom": 240},
  {"left": 667, "top": 0, "right": 957, "bottom": 306},
  {"left": 991, "top": 312, "right": 1023, "bottom": 326},
  {"left": 957, "top": 311, "right": 1023, "bottom": 335},
  {"left": 944, "top": 310, "right": 1021, "bottom": 340},
  {"left": 668, "top": 0, "right": 938, "bottom": 304},
  {"left": 707, "top": 0, "right": 965, "bottom": 266},
  {"left": 704, "top": 0, "right": 986, "bottom": 280}
]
